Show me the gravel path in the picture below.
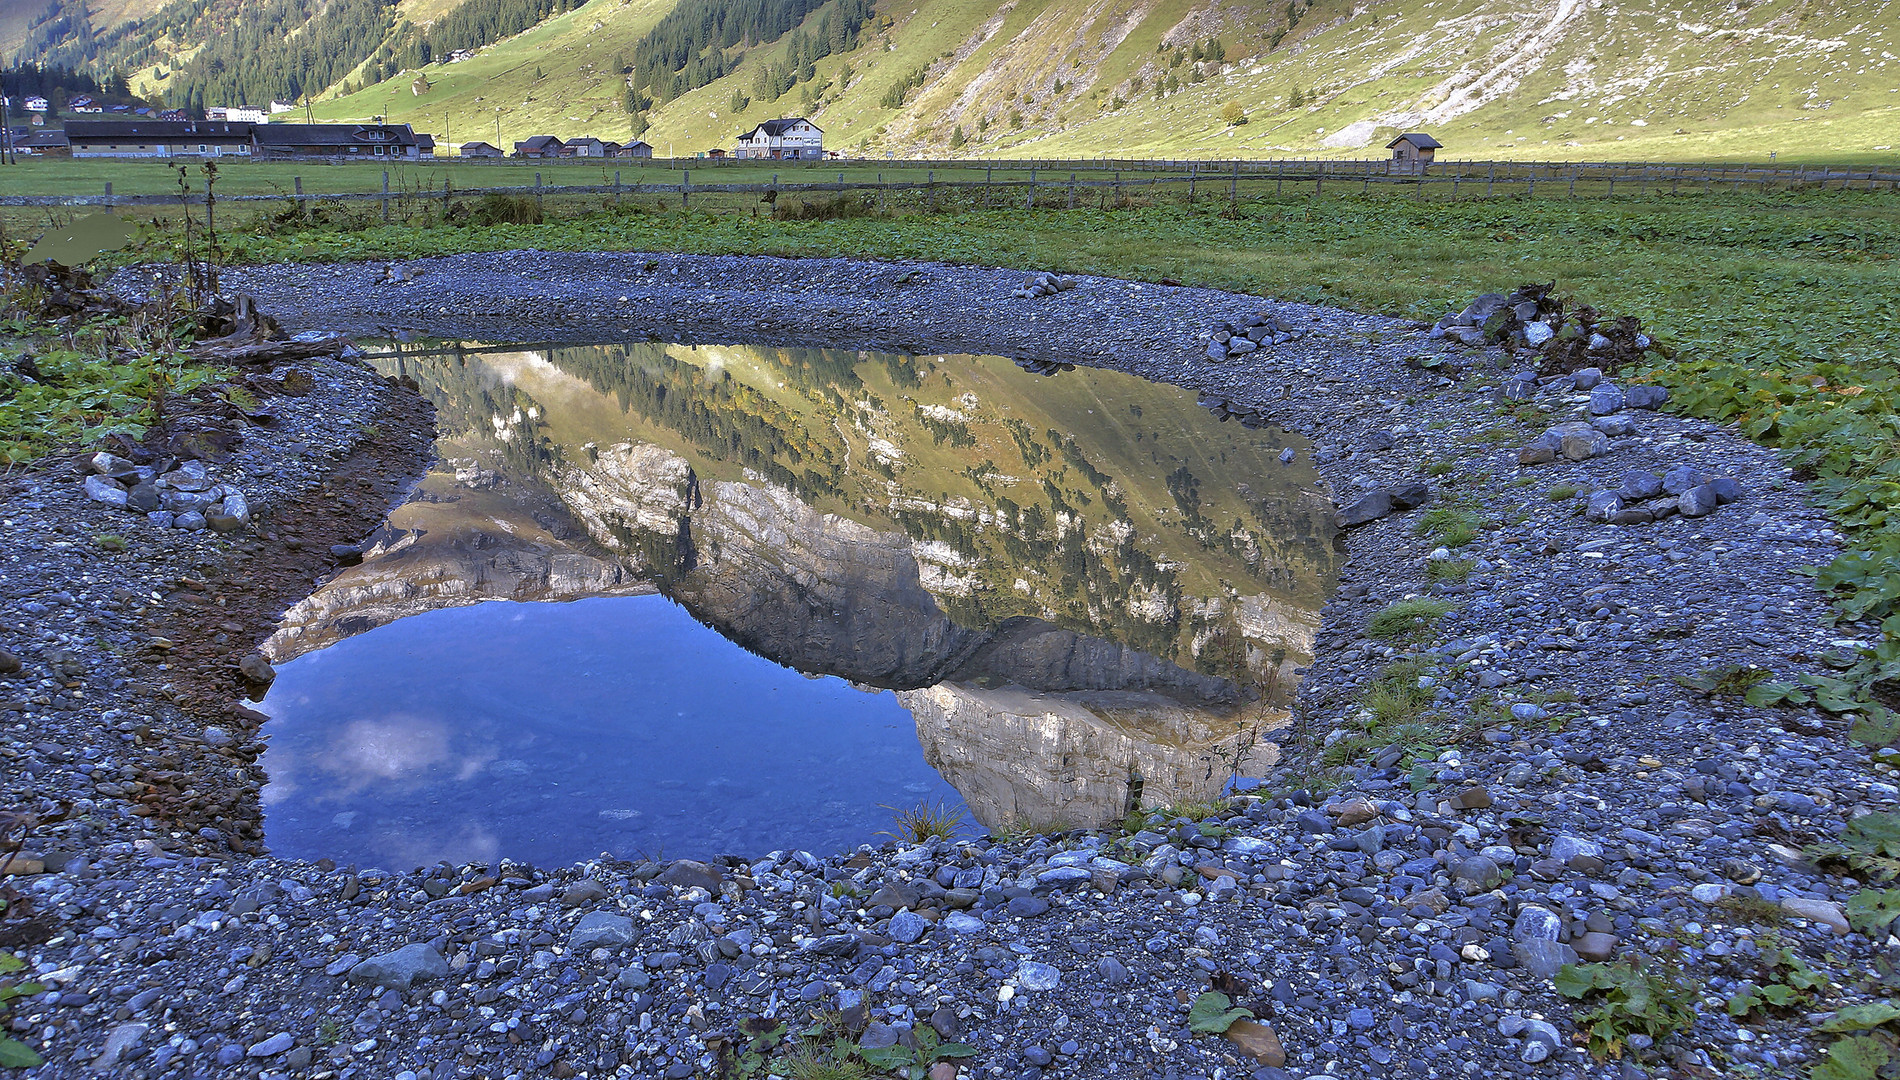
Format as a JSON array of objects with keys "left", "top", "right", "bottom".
[{"left": 1, "top": 252, "right": 1888, "bottom": 1079}]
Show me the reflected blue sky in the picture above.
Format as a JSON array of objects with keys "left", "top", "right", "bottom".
[{"left": 259, "top": 595, "right": 965, "bottom": 867}]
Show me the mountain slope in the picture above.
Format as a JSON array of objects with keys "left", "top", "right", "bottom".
[{"left": 20, "top": 0, "right": 1900, "bottom": 160}]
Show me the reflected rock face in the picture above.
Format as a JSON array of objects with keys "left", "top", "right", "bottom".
[
  {"left": 267, "top": 476, "right": 650, "bottom": 661},
  {"left": 903, "top": 682, "right": 1278, "bottom": 831},
  {"left": 269, "top": 340, "right": 1339, "bottom": 833}
]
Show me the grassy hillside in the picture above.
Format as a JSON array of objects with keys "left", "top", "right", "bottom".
[{"left": 312, "top": 0, "right": 675, "bottom": 152}]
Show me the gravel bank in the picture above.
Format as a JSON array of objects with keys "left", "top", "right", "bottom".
[{"left": 1, "top": 251, "right": 1887, "bottom": 1079}]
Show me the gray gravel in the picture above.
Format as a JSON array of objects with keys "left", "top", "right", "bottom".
[{"left": 1, "top": 252, "right": 1888, "bottom": 1078}]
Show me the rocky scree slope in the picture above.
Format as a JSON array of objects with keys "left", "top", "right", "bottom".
[{"left": 0, "top": 254, "right": 1889, "bottom": 1077}]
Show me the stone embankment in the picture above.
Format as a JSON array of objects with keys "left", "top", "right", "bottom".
[{"left": 0, "top": 253, "right": 1886, "bottom": 1079}]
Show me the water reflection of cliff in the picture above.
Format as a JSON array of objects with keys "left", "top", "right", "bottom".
[{"left": 268, "top": 340, "right": 1340, "bottom": 829}]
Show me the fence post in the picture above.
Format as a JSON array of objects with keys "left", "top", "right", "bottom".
[
  {"left": 682, "top": 170, "right": 689, "bottom": 209},
  {"left": 1066, "top": 171, "right": 1075, "bottom": 208},
  {"left": 985, "top": 166, "right": 993, "bottom": 208},
  {"left": 105, "top": 182, "right": 112, "bottom": 201},
  {"left": 382, "top": 170, "right": 390, "bottom": 222},
  {"left": 1230, "top": 160, "right": 1238, "bottom": 209},
  {"left": 443, "top": 178, "right": 452, "bottom": 216},
  {"left": 294, "top": 176, "right": 303, "bottom": 198},
  {"left": 613, "top": 170, "right": 621, "bottom": 206},
  {"left": 1188, "top": 162, "right": 1197, "bottom": 203},
  {"left": 1568, "top": 169, "right": 1575, "bottom": 198},
  {"left": 1486, "top": 162, "right": 1494, "bottom": 197}
]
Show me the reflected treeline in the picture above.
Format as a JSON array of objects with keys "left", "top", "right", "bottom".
[{"left": 372, "top": 340, "right": 1336, "bottom": 698}]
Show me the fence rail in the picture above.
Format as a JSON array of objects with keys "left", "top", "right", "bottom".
[{"left": 5, "top": 158, "right": 1896, "bottom": 213}]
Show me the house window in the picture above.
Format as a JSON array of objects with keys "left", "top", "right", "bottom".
[{"left": 198, "top": 145, "right": 207, "bottom": 152}]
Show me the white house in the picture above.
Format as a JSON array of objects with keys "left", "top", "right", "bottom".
[
  {"left": 23, "top": 97, "right": 48, "bottom": 113},
  {"left": 734, "top": 117, "right": 822, "bottom": 160}
]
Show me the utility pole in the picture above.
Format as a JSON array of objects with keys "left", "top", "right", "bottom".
[{"left": 1, "top": 72, "right": 12, "bottom": 165}]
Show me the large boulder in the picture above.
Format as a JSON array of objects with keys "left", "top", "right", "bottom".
[
  {"left": 1518, "top": 422, "right": 1610, "bottom": 466},
  {"left": 347, "top": 943, "right": 447, "bottom": 990},
  {"left": 569, "top": 912, "right": 636, "bottom": 952}
]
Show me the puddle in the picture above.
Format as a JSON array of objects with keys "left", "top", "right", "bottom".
[{"left": 258, "top": 341, "right": 1341, "bottom": 865}]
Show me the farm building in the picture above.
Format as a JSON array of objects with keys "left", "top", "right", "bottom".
[
  {"left": 253, "top": 123, "right": 427, "bottom": 159},
  {"left": 460, "top": 141, "right": 504, "bottom": 158},
  {"left": 65, "top": 120, "right": 431, "bottom": 159},
  {"left": 565, "top": 137, "right": 614, "bottom": 158},
  {"left": 514, "top": 135, "right": 565, "bottom": 158},
  {"left": 616, "top": 140, "right": 653, "bottom": 159},
  {"left": 1387, "top": 133, "right": 1442, "bottom": 172},
  {"left": 65, "top": 120, "right": 257, "bottom": 158}
]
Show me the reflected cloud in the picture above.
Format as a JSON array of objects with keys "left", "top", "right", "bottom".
[
  {"left": 370, "top": 822, "right": 502, "bottom": 871},
  {"left": 264, "top": 712, "right": 499, "bottom": 804}
]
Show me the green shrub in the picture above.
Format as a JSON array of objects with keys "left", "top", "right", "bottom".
[{"left": 1555, "top": 958, "right": 1697, "bottom": 1060}]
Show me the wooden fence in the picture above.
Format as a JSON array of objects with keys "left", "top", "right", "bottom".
[{"left": 4, "top": 158, "right": 1895, "bottom": 221}]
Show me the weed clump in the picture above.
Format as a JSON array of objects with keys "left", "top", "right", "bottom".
[
  {"left": 879, "top": 800, "right": 964, "bottom": 843},
  {"left": 456, "top": 193, "right": 544, "bottom": 226}
]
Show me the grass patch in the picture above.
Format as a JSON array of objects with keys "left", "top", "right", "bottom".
[
  {"left": 987, "top": 815, "right": 1075, "bottom": 844},
  {"left": 1546, "top": 484, "right": 1581, "bottom": 501},
  {"left": 1714, "top": 893, "right": 1789, "bottom": 927},
  {"left": 1159, "top": 800, "right": 1230, "bottom": 823},
  {"left": 1415, "top": 507, "right": 1485, "bottom": 548},
  {"left": 1323, "top": 658, "right": 1441, "bottom": 768},
  {"left": 1427, "top": 558, "right": 1475, "bottom": 583},
  {"left": 1366, "top": 597, "right": 1457, "bottom": 643}
]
